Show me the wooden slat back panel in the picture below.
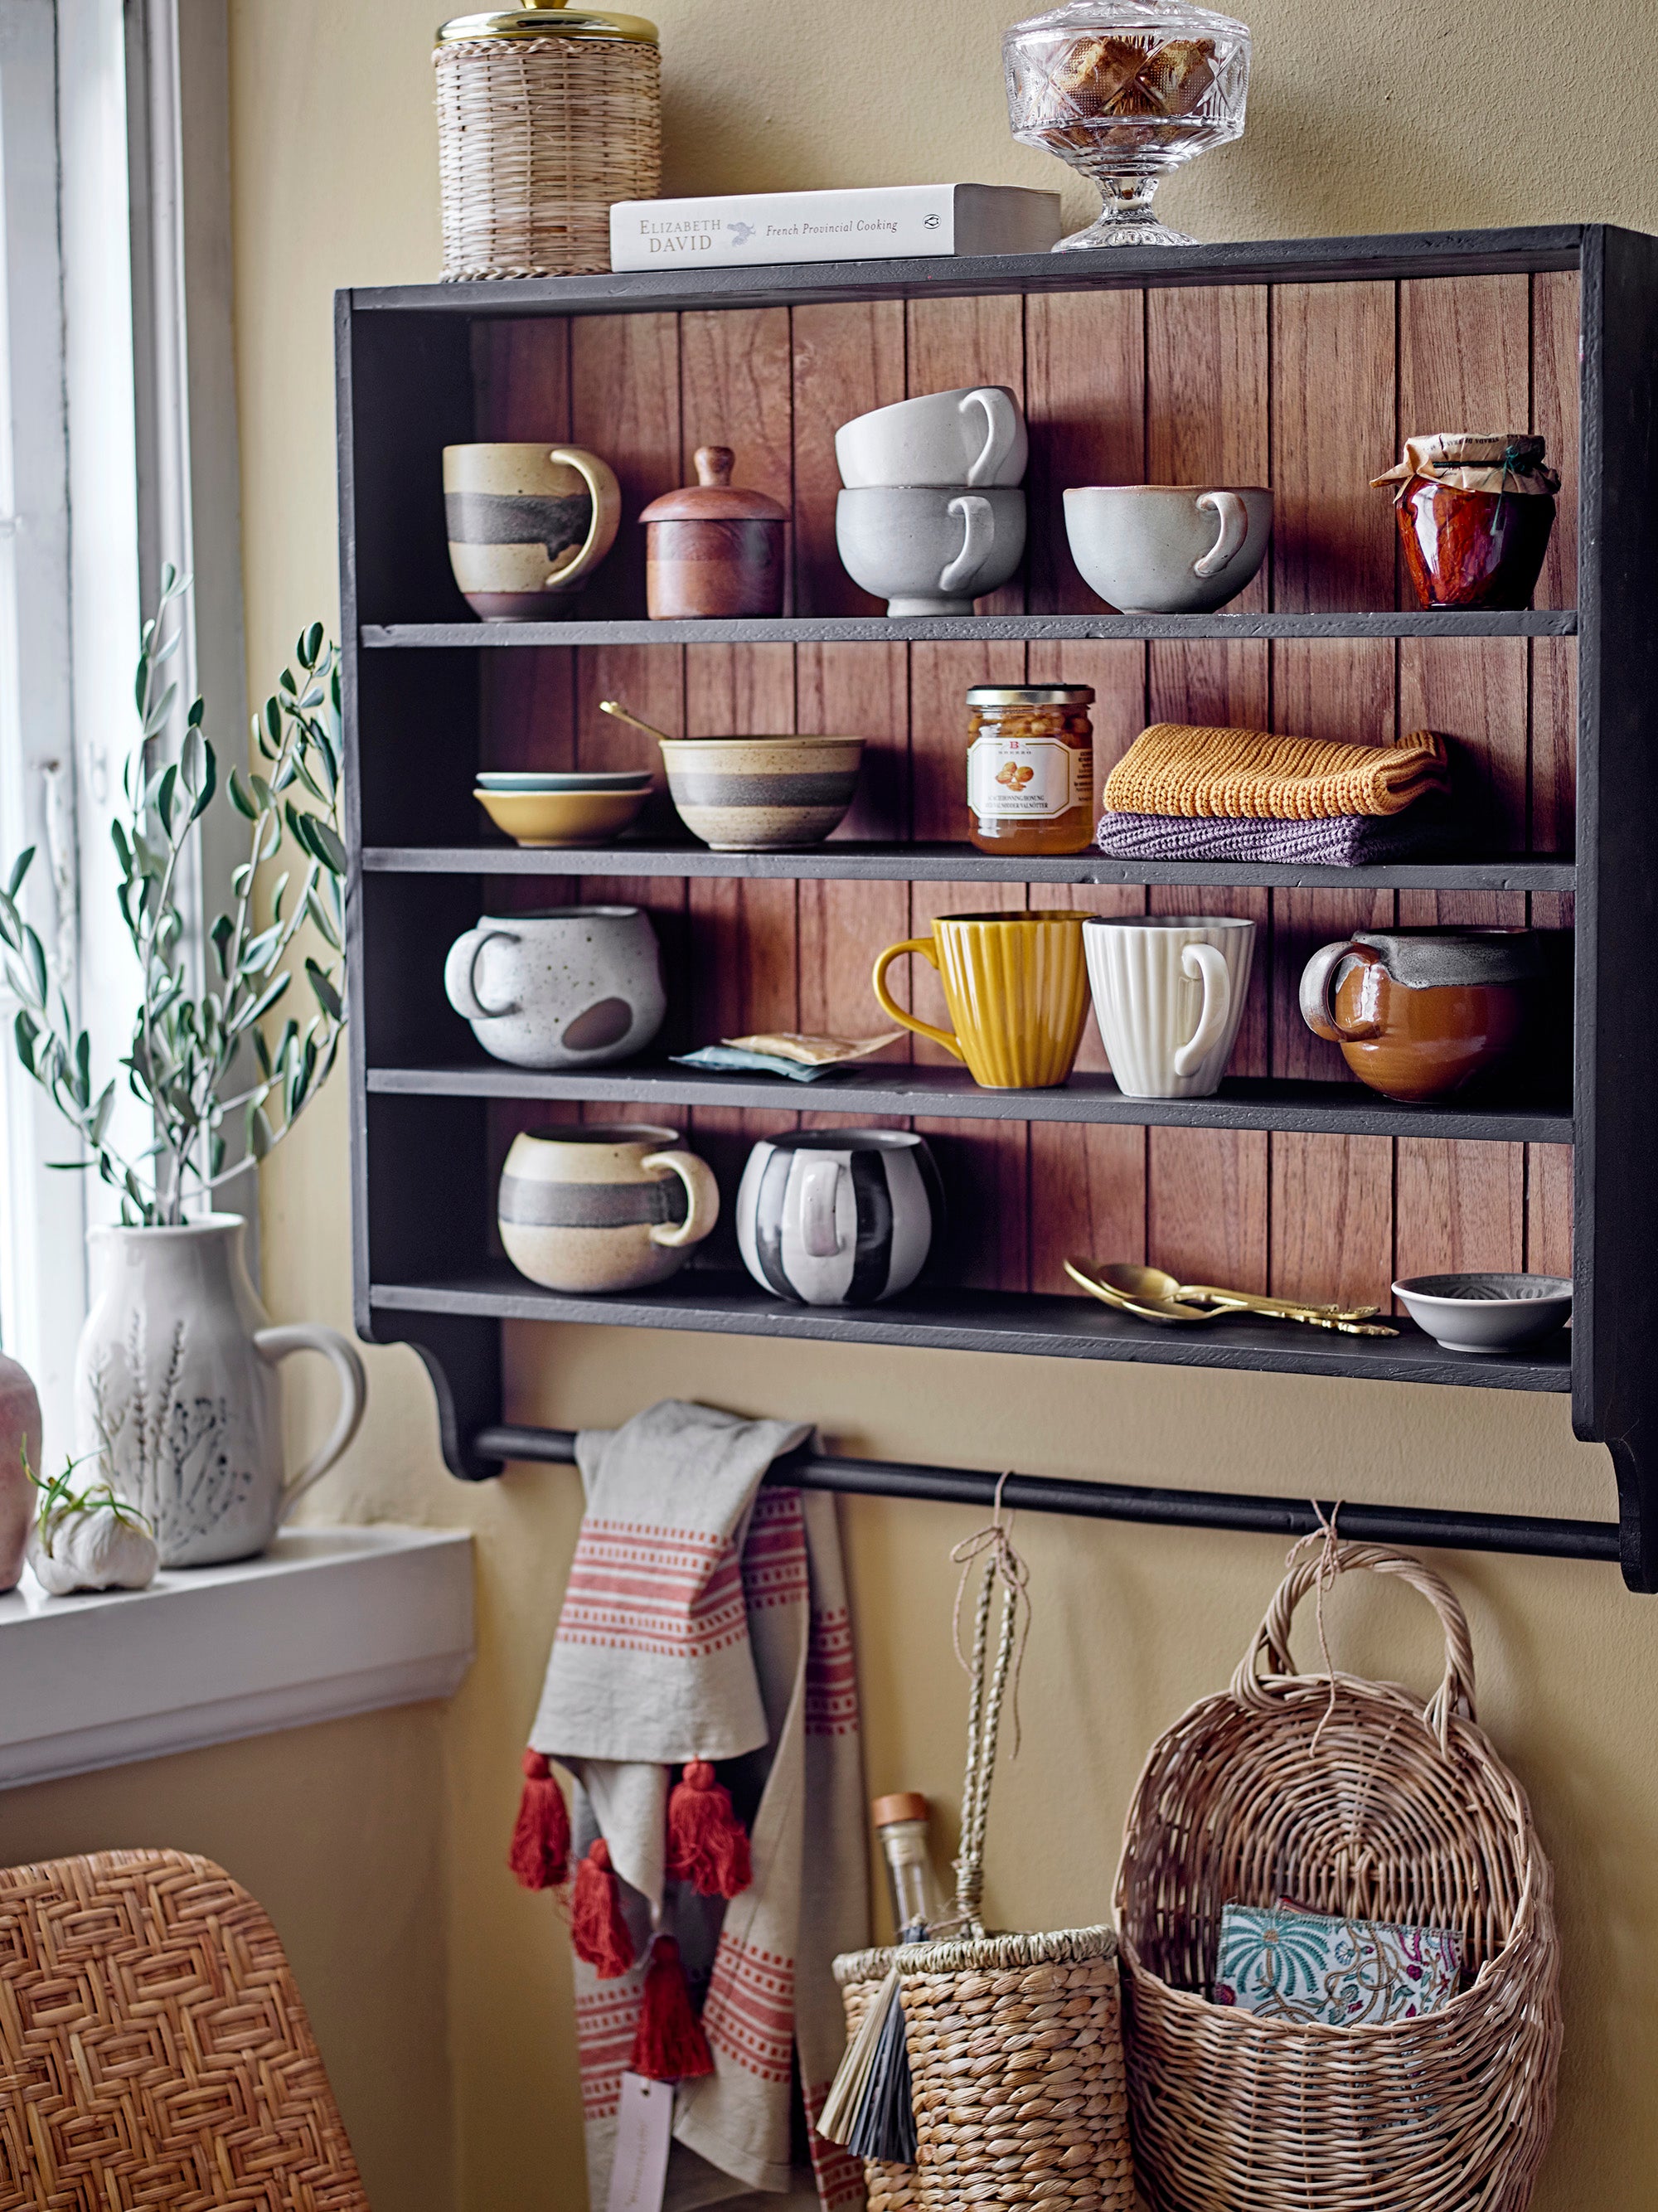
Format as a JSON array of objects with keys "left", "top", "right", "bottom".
[
  {"left": 1143, "top": 285, "right": 1270, "bottom": 1293},
  {"left": 679, "top": 313, "right": 800, "bottom": 1227},
  {"left": 1025, "top": 289, "right": 1146, "bottom": 615},
  {"left": 1268, "top": 279, "right": 1400, "bottom": 1307},
  {"left": 1394, "top": 274, "right": 1535, "bottom": 1292},
  {"left": 464, "top": 269, "right": 1579, "bottom": 1317}
]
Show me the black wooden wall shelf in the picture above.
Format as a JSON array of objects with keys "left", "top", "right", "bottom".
[{"left": 337, "top": 221, "right": 1658, "bottom": 1591}]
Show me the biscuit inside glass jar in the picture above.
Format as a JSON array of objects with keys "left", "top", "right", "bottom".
[
  {"left": 1002, "top": 3, "right": 1251, "bottom": 250},
  {"left": 967, "top": 686, "right": 1096, "bottom": 856}
]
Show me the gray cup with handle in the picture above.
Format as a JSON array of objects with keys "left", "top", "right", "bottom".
[{"left": 1064, "top": 483, "right": 1273, "bottom": 613}]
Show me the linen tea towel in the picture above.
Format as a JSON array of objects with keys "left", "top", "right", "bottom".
[{"left": 516, "top": 1401, "right": 870, "bottom": 2212}]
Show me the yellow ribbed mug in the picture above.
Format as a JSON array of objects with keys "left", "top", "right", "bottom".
[{"left": 871, "top": 911, "right": 1090, "bottom": 1089}]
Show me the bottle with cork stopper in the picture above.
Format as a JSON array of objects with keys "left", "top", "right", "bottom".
[{"left": 873, "top": 1792, "right": 942, "bottom": 1942}]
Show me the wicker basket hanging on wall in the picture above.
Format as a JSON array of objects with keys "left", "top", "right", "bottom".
[
  {"left": 829, "top": 1505, "right": 1137, "bottom": 2212},
  {"left": 434, "top": 0, "right": 662, "bottom": 280},
  {"left": 1114, "top": 1539, "right": 1562, "bottom": 2212}
]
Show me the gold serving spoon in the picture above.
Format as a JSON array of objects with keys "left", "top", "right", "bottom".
[
  {"left": 1064, "top": 1260, "right": 1212, "bottom": 1327},
  {"left": 1107, "top": 1263, "right": 1384, "bottom": 1324},
  {"left": 599, "top": 699, "right": 675, "bottom": 745},
  {"left": 1065, "top": 1259, "right": 1399, "bottom": 1337}
]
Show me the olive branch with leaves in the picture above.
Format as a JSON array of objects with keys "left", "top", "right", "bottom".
[{"left": 0, "top": 568, "right": 348, "bottom": 1226}]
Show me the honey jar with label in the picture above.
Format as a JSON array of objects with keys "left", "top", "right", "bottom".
[{"left": 966, "top": 685, "right": 1096, "bottom": 854}]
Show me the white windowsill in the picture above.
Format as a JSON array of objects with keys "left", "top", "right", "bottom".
[{"left": 0, "top": 1524, "right": 474, "bottom": 1790}]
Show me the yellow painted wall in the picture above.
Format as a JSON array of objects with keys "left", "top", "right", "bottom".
[{"left": 14, "top": 5, "right": 1658, "bottom": 2209}]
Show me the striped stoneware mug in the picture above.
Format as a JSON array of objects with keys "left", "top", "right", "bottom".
[
  {"left": 497, "top": 1125, "right": 720, "bottom": 1294},
  {"left": 737, "top": 1129, "right": 943, "bottom": 1307},
  {"left": 444, "top": 443, "right": 622, "bottom": 619},
  {"left": 872, "top": 910, "right": 1090, "bottom": 1089}
]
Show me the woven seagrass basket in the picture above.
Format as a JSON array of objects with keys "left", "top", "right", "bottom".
[
  {"left": 836, "top": 1924, "right": 1133, "bottom": 2212},
  {"left": 831, "top": 1514, "right": 1136, "bottom": 2212},
  {"left": 1114, "top": 1540, "right": 1562, "bottom": 2212},
  {"left": 434, "top": 2, "right": 661, "bottom": 280}
]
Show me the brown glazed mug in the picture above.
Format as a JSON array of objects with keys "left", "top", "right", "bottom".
[{"left": 1299, "top": 928, "right": 1546, "bottom": 1103}]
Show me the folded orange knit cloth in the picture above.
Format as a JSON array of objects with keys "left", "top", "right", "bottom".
[{"left": 1102, "top": 724, "right": 1452, "bottom": 821}]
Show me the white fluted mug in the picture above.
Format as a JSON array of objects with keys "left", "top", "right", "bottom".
[{"left": 1083, "top": 915, "right": 1256, "bottom": 1099}]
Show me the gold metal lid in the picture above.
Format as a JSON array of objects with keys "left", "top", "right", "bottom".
[
  {"left": 967, "top": 686, "right": 1096, "bottom": 706},
  {"left": 438, "top": 0, "right": 657, "bottom": 45}
]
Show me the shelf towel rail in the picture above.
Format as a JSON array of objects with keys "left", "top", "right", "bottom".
[{"left": 471, "top": 1427, "right": 1618, "bottom": 1564}]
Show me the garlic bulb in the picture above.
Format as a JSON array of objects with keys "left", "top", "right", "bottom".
[{"left": 28, "top": 1504, "right": 159, "bottom": 1596}]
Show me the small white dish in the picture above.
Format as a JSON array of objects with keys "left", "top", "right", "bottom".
[
  {"left": 1392, "top": 1273, "right": 1573, "bottom": 1354},
  {"left": 476, "top": 769, "right": 652, "bottom": 792}
]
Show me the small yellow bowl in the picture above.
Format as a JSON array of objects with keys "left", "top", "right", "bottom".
[{"left": 474, "top": 785, "right": 651, "bottom": 848}]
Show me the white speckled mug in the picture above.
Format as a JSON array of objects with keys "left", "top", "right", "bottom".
[
  {"left": 498, "top": 1125, "right": 720, "bottom": 1293},
  {"left": 1084, "top": 914, "right": 1256, "bottom": 1098},
  {"left": 444, "top": 905, "right": 665, "bottom": 1070}
]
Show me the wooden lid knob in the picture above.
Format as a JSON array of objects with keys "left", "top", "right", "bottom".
[{"left": 696, "top": 445, "right": 735, "bottom": 488}]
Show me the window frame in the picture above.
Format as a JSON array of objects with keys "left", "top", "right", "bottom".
[{"left": 0, "top": 0, "right": 245, "bottom": 1458}]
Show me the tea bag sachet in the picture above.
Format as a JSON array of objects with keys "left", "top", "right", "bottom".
[{"left": 672, "top": 1031, "right": 903, "bottom": 1083}]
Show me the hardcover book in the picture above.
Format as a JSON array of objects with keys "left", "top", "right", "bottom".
[{"left": 610, "top": 184, "right": 1063, "bottom": 271}]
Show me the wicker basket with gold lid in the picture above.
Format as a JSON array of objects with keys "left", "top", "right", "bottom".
[{"left": 434, "top": 0, "right": 662, "bottom": 280}]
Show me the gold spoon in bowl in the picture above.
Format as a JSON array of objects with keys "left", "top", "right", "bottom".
[{"left": 599, "top": 699, "right": 676, "bottom": 746}]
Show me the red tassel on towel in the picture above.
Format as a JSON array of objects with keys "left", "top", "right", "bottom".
[
  {"left": 629, "top": 1936, "right": 715, "bottom": 2081},
  {"left": 570, "top": 1840, "right": 636, "bottom": 1979},
  {"left": 666, "top": 1761, "right": 752, "bottom": 1898},
  {"left": 508, "top": 1751, "right": 571, "bottom": 1891}
]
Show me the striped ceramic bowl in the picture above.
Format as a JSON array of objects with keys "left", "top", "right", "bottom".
[{"left": 658, "top": 735, "right": 864, "bottom": 851}]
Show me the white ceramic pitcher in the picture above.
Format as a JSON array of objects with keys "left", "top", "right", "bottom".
[{"left": 74, "top": 1215, "right": 366, "bottom": 1567}]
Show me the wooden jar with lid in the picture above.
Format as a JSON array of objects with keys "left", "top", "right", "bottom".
[{"left": 640, "top": 447, "right": 788, "bottom": 619}]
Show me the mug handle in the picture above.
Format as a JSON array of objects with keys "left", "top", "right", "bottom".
[
  {"left": 940, "top": 495, "right": 995, "bottom": 597},
  {"left": 962, "top": 388, "right": 1017, "bottom": 488},
  {"left": 872, "top": 938, "right": 964, "bottom": 1062},
  {"left": 798, "top": 1157, "right": 846, "bottom": 1259},
  {"left": 1193, "top": 491, "right": 1250, "bottom": 580},
  {"left": 544, "top": 446, "right": 623, "bottom": 587},
  {"left": 444, "top": 928, "right": 521, "bottom": 1021},
  {"left": 642, "top": 1149, "right": 721, "bottom": 1250},
  {"left": 1172, "top": 942, "right": 1234, "bottom": 1078},
  {"left": 255, "top": 1325, "right": 369, "bottom": 1522},
  {"left": 1300, "top": 940, "right": 1386, "bottom": 1042}
]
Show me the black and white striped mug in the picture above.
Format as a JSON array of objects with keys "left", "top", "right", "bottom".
[{"left": 736, "top": 1131, "right": 943, "bottom": 1307}]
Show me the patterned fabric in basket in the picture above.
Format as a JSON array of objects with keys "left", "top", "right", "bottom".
[{"left": 1214, "top": 1900, "right": 1461, "bottom": 2026}]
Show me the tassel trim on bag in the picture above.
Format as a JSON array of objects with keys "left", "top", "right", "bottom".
[
  {"left": 509, "top": 1751, "right": 572, "bottom": 1890},
  {"left": 666, "top": 1761, "right": 752, "bottom": 1899},
  {"left": 570, "top": 1839, "right": 637, "bottom": 1980},
  {"left": 630, "top": 1935, "right": 715, "bottom": 2081}
]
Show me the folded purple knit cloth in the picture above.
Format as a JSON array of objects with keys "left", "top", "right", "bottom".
[{"left": 1093, "top": 808, "right": 1456, "bottom": 866}]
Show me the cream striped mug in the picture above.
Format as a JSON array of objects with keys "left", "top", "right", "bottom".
[{"left": 498, "top": 1125, "right": 720, "bottom": 1294}]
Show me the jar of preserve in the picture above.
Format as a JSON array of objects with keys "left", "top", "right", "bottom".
[{"left": 966, "top": 685, "right": 1096, "bottom": 855}]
